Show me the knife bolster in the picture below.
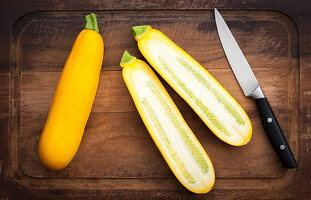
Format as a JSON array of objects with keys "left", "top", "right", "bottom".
[{"left": 248, "top": 86, "right": 265, "bottom": 99}]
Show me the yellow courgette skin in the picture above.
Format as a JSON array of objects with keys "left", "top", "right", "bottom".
[
  {"left": 121, "top": 51, "right": 215, "bottom": 194},
  {"left": 131, "top": 26, "right": 252, "bottom": 146},
  {"left": 38, "top": 14, "right": 104, "bottom": 170}
]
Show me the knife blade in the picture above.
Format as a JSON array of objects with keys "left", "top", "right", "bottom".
[{"left": 214, "top": 8, "right": 297, "bottom": 168}]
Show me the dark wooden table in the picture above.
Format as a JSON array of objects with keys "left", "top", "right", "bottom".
[{"left": 1, "top": 0, "right": 310, "bottom": 199}]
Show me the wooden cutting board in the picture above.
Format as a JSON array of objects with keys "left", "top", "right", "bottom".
[{"left": 1, "top": 1, "right": 311, "bottom": 199}]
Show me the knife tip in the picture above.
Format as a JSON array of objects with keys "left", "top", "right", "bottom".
[
  {"left": 214, "top": 8, "right": 220, "bottom": 19},
  {"left": 214, "top": 8, "right": 220, "bottom": 22}
]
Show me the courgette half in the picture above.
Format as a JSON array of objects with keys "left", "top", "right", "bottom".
[
  {"left": 131, "top": 25, "right": 252, "bottom": 146},
  {"left": 120, "top": 50, "right": 215, "bottom": 194}
]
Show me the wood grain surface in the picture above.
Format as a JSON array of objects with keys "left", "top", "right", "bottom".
[{"left": 0, "top": 1, "right": 310, "bottom": 199}]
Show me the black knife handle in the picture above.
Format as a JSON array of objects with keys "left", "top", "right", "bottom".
[{"left": 255, "top": 98, "right": 297, "bottom": 168}]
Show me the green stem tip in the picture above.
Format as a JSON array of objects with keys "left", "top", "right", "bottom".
[
  {"left": 130, "top": 25, "right": 151, "bottom": 41},
  {"left": 84, "top": 13, "right": 99, "bottom": 33},
  {"left": 120, "top": 50, "right": 136, "bottom": 68}
]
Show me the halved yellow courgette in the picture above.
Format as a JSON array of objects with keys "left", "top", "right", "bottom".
[
  {"left": 120, "top": 50, "right": 215, "bottom": 194},
  {"left": 131, "top": 26, "right": 252, "bottom": 146},
  {"left": 38, "top": 13, "right": 104, "bottom": 170}
]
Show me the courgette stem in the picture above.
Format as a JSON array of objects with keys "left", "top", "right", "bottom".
[
  {"left": 84, "top": 13, "right": 99, "bottom": 33},
  {"left": 131, "top": 25, "right": 151, "bottom": 41},
  {"left": 120, "top": 50, "right": 136, "bottom": 67}
]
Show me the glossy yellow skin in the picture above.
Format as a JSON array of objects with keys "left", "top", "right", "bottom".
[
  {"left": 135, "top": 27, "right": 252, "bottom": 146},
  {"left": 38, "top": 29, "right": 104, "bottom": 170},
  {"left": 122, "top": 58, "right": 215, "bottom": 194}
]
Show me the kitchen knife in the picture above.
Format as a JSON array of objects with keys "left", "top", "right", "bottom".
[{"left": 214, "top": 8, "right": 297, "bottom": 168}]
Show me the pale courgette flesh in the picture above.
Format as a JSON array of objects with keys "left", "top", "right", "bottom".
[
  {"left": 131, "top": 25, "right": 252, "bottom": 146},
  {"left": 121, "top": 50, "right": 215, "bottom": 194}
]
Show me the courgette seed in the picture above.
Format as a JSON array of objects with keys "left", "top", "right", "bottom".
[
  {"left": 158, "top": 56, "right": 231, "bottom": 137},
  {"left": 146, "top": 81, "right": 209, "bottom": 174},
  {"left": 177, "top": 57, "right": 246, "bottom": 126},
  {"left": 141, "top": 98, "right": 196, "bottom": 184}
]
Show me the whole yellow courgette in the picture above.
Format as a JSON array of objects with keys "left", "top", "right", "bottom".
[
  {"left": 131, "top": 26, "right": 252, "bottom": 146},
  {"left": 38, "top": 13, "right": 104, "bottom": 170},
  {"left": 120, "top": 50, "right": 215, "bottom": 194}
]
